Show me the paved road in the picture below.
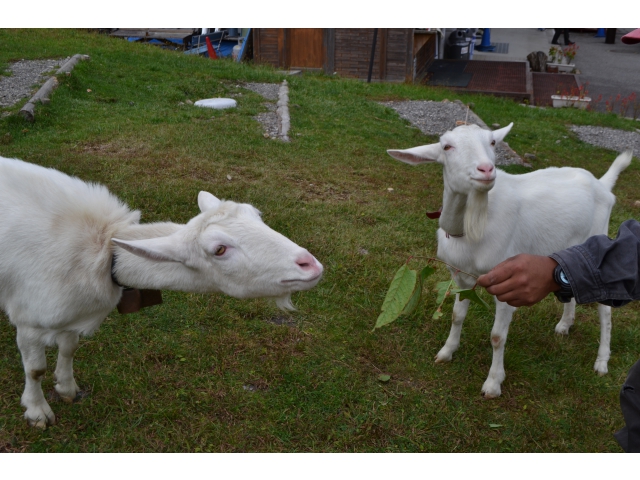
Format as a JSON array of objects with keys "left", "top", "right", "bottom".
[
  {"left": 570, "top": 29, "right": 640, "bottom": 114},
  {"left": 473, "top": 28, "right": 640, "bottom": 115}
]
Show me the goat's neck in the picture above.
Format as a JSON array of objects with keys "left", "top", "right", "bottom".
[
  {"left": 439, "top": 185, "right": 467, "bottom": 236},
  {"left": 440, "top": 184, "right": 490, "bottom": 241},
  {"left": 112, "top": 223, "right": 217, "bottom": 293}
]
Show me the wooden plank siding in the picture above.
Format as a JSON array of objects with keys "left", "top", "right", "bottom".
[
  {"left": 254, "top": 28, "right": 435, "bottom": 82},
  {"left": 253, "top": 28, "right": 419, "bottom": 83}
]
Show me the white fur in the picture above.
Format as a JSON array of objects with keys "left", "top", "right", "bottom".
[
  {"left": 0, "top": 156, "right": 323, "bottom": 427},
  {"left": 388, "top": 124, "right": 633, "bottom": 398}
]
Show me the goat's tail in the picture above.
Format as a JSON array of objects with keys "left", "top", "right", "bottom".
[{"left": 599, "top": 149, "right": 633, "bottom": 191}]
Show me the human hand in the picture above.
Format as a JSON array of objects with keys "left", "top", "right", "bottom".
[{"left": 476, "top": 254, "right": 560, "bottom": 307}]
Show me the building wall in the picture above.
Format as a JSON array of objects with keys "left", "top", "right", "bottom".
[{"left": 253, "top": 28, "right": 415, "bottom": 83}]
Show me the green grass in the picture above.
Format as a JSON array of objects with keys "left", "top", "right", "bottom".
[{"left": 1, "top": 29, "right": 639, "bottom": 452}]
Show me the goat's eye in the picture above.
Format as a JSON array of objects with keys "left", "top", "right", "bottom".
[
  {"left": 443, "top": 145, "right": 452, "bottom": 151},
  {"left": 491, "top": 140, "right": 496, "bottom": 146},
  {"left": 214, "top": 245, "right": 227, "bottom": 256}
]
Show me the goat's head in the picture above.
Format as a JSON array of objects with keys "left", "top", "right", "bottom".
[
  {"left": 387, "top": 123, "right": 513, "bottom": 195},
  {"left": 112, "top": 192, "right": 323, "bottom": 310}
]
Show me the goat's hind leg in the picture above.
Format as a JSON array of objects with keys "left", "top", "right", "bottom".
[
  {"left": 54, "top": 331, "right": 81, "bottom": 403},
  {"left": 16, "top": 327, "right": 56, "bottom": 428},
  {"left": 435, "top": 283, "right": 472, "bottom": 363},
  {"left": 594, "top": 304, "right": 612, "bottom": 375}
]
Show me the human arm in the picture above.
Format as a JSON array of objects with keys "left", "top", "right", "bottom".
[
  {"left": 551, "top": 219, "right": 640, "bottom": 306},
  {"left": 477, "top": 220, "right": 640, "bottom": 307}
]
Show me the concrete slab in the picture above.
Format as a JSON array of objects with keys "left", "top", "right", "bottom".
[{"left": 472, "top": 29, "right": 553, "bottom": 63}]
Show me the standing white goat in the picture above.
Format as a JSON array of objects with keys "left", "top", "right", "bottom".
[
  {"left": 0, "top": 156, "right": 323, "bottom": 427},
  {"left": 387, "top": 123, "right": 632, "bottom": 398}
]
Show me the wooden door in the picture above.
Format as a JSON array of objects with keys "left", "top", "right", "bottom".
[{"left": 287, "top": 28, "right": 325, "bottom": 69}]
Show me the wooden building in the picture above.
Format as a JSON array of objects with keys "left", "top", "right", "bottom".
[{"left": 252, "top": 29, "right": 437, "bottom": 83}]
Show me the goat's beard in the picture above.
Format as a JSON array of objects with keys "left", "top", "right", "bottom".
[
  {"left": 464, "top": 189, "right": 489, "bottom": 242},
  {"left": 275, "top": 294, "right": 296, "bottom": 311}
]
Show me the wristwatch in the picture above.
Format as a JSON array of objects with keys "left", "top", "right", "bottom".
[{"left": 553, "top": 264, "right": 574, "bottom": 303}]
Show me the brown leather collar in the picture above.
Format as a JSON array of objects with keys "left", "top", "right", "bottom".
[
  {"left": 111, "top": 253, "right": 163, "bottom": 314},
  {"left": 426, "top": 207, "right": 464, "bottom": 238}
]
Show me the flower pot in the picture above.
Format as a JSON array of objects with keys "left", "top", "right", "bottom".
[
  {"left": 547, "top": 62, "right": 575, "bottom": 73},
  {"left": 551, "top": 95, "right": 592, "bottom": 110},
  {"left": 546, "top": 64, "right": 559, "bottom": 73}
]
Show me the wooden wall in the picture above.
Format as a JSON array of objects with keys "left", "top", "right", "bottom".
[{"left": 253, "top": 28, "right": 418, "bottom": 83}]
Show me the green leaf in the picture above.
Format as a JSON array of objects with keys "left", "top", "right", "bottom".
[
  {"left": 435, "top": 280, "right": 454, "bottom": 304},
  {"left": 489, "top": 424, "right": 503, "bottom": 428},
  {"left": 401, "top": 283, "right": 422, "bottom": 317},
  {"left": 378, "top": 374, "right": 391, "bottom": 383},
  {"left": 419, "top": 266, "right": 436, "bottom": 283},
  {"left": 401, "top": 266, "right": 435, "bottom": 317},
  {"left": 459, "top": 289, "right": 491, "bottom": 312},
  {"left": 374, "top": 265, "right": 417, "bottom": 329},
  {"left": 432, "top": 309, "right": 443, "bottom": 320}
]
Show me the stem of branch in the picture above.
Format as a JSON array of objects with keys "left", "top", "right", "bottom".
[{"left": 409, "top": 256, "right": 479, "bottom": 281}]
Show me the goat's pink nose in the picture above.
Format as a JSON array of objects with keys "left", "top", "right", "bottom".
[
  {"left": 477, "top": 163, "right": 495, "bottom": 177},
  {"left": 296, "top": 251, "right": 322, "bottom": 274}
]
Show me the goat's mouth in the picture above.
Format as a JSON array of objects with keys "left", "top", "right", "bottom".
[
  {"left": 281, "top": 273, "right": 323, "bottom": 284},
  {"left": 472, "top": 177, "right": 495, "bottom": 187}
]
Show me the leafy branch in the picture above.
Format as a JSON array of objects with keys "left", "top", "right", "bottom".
[{"left": 373, "top": 257, "right": 491, "bottom": 330}]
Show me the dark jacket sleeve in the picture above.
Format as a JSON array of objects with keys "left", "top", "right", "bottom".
[{"left": 549, "top": 220, "right": 640, "bottom": 307}]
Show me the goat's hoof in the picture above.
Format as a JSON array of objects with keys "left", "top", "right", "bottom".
[
  {"left": 481, "top": 380, "right": 502, "bottom": 398},
  {"left": 55, "top": 381, "right": 82, "bottom": 404},
  {"left": 25, "top": 408, "right": 56, "bottom": 429},
  {"left": 434, "top": 350, "right": 453, "bottom": 364},
  {"left": 481, "top": 390, "right": 501, "bottom": 399},
  {"left": 594, "top": 361, "right": 609, "bottom": 376},
  {"left": 554, "top": 324, "right": 571, "bottom": 335}
]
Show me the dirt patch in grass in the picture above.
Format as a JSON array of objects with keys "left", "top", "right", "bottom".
[{"left": 78, "top": 140, "right": 151, "bottom": 158}]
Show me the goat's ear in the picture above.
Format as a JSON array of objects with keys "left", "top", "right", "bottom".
[
  {"left": 198, "top": 191, "right": 222, "bottom": 212},
  {"left": 387, "top": 143, "right": 441, "bottom": 165},
  {"left": 112, "top": 235, "right": 184, "bottom": 263},
  {"left": 492, "top": 122, "right": 513, "bottom": 144}
]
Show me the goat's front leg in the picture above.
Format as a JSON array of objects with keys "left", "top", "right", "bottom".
[
  {"left": 16, "top": 327, "right": 55, "bottom": 428},
  {"left": 555, "top": 299, "right": 576, "bottom": 335},
  {"left": 594, "top": 304, "right": 612, "bottom": 375},
  {"left": 54, "top": 331, "right": 81, "bottom": 403},
  {"left": 481, "top": 299, "right": 516, "bottom": 398},
  {"left": 435, "top": 284, "right": 472, "bottom": 363}
]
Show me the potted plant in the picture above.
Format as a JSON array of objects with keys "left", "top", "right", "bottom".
[
  {"left": 551, "top": 82, "right": 591, "bottom": 109},
  {"left": 563, "top": 44, "right": 579, "bottom": 64},
  {"left": 547, "top": 44, "right": 577, "bottom": 73}
]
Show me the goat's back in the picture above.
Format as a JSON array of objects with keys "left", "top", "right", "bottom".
[{"left": 0, "top": 157, "right": 139, "bottom": 329}]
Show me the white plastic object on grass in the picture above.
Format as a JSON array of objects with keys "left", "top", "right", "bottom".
[{"left": 194, "top": 98, "right": 237, "bottom": 109}]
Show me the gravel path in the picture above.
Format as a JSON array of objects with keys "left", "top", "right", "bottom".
[
  {"left": 0, "top": 58, "right": 69, "bottom": 108},
  {"left": 570, "top": 125, "right": 640, "bottom": 156},
  {"left": 380, "top": 99, "right": 523, "bottom": 165},
  {"left": 243, "top": 82, "right": 282, "bottom": 139}
]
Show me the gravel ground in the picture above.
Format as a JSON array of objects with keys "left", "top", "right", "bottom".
[
  {"left": 380, "top": 99, "right": 523, "bottom": 165},
  {"left": 243, "top": 82, "right": 280, "bottom": 101},
  {"left": 0, "top": 58, "right": 69, "bottom": 108},
  {"left": 242, "top": 82, "right": 281, "bottom": 138},
  {"left": 570, "top": 125, "right": 640, "bottom": 156}
]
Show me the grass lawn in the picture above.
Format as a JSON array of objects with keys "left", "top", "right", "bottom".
[{"left": 1, "top": 29, "right": 639, "bottom": 453}]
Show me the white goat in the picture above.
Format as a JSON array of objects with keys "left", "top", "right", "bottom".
[
  {"left": 0, "top": 156, "right": 323, "bottom": 427},
  {"left": 388, "top": 123, "right": 632, "bottom": 397}
]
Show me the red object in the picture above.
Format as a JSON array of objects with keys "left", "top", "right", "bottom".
[
  {"left": 205, "top": 37, "right": 218, "bottom": 59},
  {"left": 621, "top": 29, "right": 640, "bottom": 45},
  {"left": 426, "top": 207, "right": 442, "bottom": 219}
]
